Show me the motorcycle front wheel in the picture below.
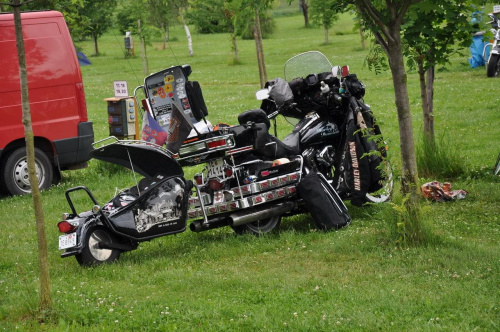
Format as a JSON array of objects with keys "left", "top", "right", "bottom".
[
  {"left": 487, "top": 53, "right": 500, "bottom": 77},
  {"left": 232, "top": 215, "right": 281, "bottom": 235},
  {"left": 76, "top": 227, "right": 121, "bottom": 266},
  {"left": 364, "top": 161, "right": 394, "bottom": 204}
]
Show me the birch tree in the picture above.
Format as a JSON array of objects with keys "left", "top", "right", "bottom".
[{"left": 170, "top": 0, "right": 193, "bottom": 56}]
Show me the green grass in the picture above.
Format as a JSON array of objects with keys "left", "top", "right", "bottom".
[
  {"left": 416, "top": 134, "right": 468, "bottom": 180},
  {"left": 1, "top": 12, "right": 499, "bottom": 331}
]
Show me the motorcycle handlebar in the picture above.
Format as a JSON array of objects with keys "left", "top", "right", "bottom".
[
  {"left": 285, "top": 71, "right": 340, "bottom": 95},
  {"left": 287, "top": 77, "right": 306, "bottom": 94}
]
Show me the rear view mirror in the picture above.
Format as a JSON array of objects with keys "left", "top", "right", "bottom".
[
  {"left": 255, "top": 88, "right": 270, "bottom": 100},
  {"left": 332, "top": 66, "right": 340, "bottom": 79},
  {"left": 341, "top": 65, "right": 350, "bottom": 78}
]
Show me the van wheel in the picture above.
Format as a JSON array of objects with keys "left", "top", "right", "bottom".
[{"left": 1, "top": 147, "right": 53, "bottom": 196}]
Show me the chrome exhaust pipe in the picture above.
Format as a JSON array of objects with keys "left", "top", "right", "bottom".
[
  {"left": 229, "top": 201, "right": 295, "bottom": 227},
  {"left": 189, "top": 216, "right": 230, "bottom": 233}
]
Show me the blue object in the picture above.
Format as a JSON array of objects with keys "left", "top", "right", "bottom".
[
  {"left": 469, "top": 34, "right": 489, "bottom": 68},
  {"left": 77, "top": 51, "right": 91, "bottom": 66}
]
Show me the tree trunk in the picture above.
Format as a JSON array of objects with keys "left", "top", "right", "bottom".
[
  {"left": 137, "top": 19, "right": 149, "bottom": 75},
  {"left": 425, "top": 65, "right": 435, "bottom": 143},
  {"left": 386, "top": 31, "right": 419, "bottom": 203},
  {"left": 161, "top": 22, "right": 166, "bottom": 50},
  {"left": 359, "top": 25, "right": 366, "bottom": 49},
  {"left": 253, "top": 24, "right": 264, "bottom": 88},
  {"left": 92, "top": 33, "right": 99, "bottom": 56},
  {"left": 183, "top": 24, "right": 193, "bottom": 56},
  {"left": 324, "top": 25, "right": 329, "bottom": 44},
  {"left": 254, "top": 8, "right": 267, "bottom": 87},
  {"left": 178, "top": 10, "right": 193, "bottom": 57},
  {"left": 12, "top": 0, "right": 52, "bottom": 312},
  {"left": 232, "top": 34, "right": 239, "bottom": 63},
  {"left": 417, "top": 60, "right": 435, "bottom": 144},
  {"left": 300, "top": 0, "right": 309, "bottom": 27},
  {"left": 417, "top": 59, "right": 429, "bottom": 134}
]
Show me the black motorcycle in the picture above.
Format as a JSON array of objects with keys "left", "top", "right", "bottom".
[
  {"left": 258, "top": 51, "right": 393, "bottom": 207},
  {"left": 57, "top": 51, "right": 390, "bottom": 266}
]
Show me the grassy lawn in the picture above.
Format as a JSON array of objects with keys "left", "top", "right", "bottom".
[{"left": 0, "top": 11, "right": 499, "bottom": 331}]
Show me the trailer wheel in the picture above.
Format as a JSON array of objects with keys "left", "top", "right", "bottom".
[
  {"left": 76, "top": 228, "right": 121, "bottom": 266},
  {"left": 1, "top": 147, "right": 53, "bottom": 196}
]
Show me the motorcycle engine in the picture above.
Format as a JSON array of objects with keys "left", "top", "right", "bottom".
[
  {"left": 302, "top": 147, "right": 316, "bottom": 170},
  {"left": 302, "top": 146, "right": 335, "bottom": 171},
  {"left": 316, "top": 146, "right": 335, "bottom": 167}
]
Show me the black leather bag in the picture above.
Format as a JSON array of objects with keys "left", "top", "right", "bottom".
[
  {"left": 297, "top": 172, "right": 351, "bottom": 230},
  {"left": 186, "top": 81, "right": 208, "bottom": 121}
]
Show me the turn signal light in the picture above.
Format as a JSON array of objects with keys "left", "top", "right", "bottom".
[{"left": 57, "top": 221, "right": 76, "bottom": 234}]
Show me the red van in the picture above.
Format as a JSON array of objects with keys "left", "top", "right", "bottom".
[{"left": 0, "top": 11, "right": 94, "bottom": 196}]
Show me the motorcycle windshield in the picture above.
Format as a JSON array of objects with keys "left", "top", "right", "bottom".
[
  {"left": 91, "top": 142, "right": 183, "bottom": 178},
  {"left": 284, "top": 51, "right": 332, "bottom": 81}
]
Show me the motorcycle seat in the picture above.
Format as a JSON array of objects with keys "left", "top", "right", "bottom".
[
  {"left": 264, "top": 135, "right": 300, "bottom": 158},
  {"left": 236, "top": 108, "right": 300, "bottom": 159},
  {"left": 282, "top": 132, "right": 300, "bottom": 151}
]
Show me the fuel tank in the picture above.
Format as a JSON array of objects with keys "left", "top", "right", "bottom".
[{"left": 286, "top": 113, "right": 340, "bottom": 148}]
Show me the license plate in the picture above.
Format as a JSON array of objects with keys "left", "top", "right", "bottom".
[
  {"left": 59, "top": 233, "right": 77, "bottom": 250},
  {"left": 207, "top": 159, "right": 224, "bottom": 178}
]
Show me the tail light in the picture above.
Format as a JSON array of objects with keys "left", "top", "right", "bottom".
[
  {"left": 57, "top": 221, "right": 76, "bottom": 234},
  {"left": 224, "top": 167, "right": 233, "bottom": 178},
  {"left": 209, "top": 179, "right": 224, "bottom": 190},
  {"left": 207, "top": 139, "right": 226, "bottom": 149},
  {"left": 194, "top": 174, "right": 203, "bottom": 185}
]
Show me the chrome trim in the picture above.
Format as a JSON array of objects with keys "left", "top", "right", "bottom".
[
  {"left": 177, "top": 134, "right": 236, "bottom": 160},
  {"left": 193, "top": 182, "right": 209, "bottom": 225},
  {"left": 179, "top": 142, "right": 206, "bottom": 155}
]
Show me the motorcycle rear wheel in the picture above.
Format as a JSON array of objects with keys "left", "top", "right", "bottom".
[
  {"left": 364, "top": 161, "right": 394, "bottom": 204},
  {"left": 232, "top": 215, "right": 281, "bottom": 235},
  {"left": 76, "top": 227, "right": 121, "bottom": 266},
  {"left": 487, "top": 53, "right": 500, "bottom": 77}
]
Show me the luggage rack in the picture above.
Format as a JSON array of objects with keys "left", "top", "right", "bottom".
[
  {"left": 174, "top": 133, "right": 236, "bottom": 165},
  {"left": 189, "top": 156, "right": 304, "bottom": 224},
  {"left": 174, "top": 132, "right": 278, "bottom": 166}
]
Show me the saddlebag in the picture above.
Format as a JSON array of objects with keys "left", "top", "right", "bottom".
[{"left": 297, "top": 172, "right": 351, "bottom": 230}]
